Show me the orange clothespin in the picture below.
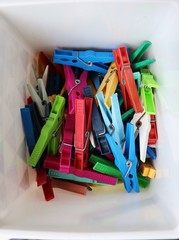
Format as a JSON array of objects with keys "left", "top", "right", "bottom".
[
  {"left": 113, "top": 46, "right": 143, "bottom": 113},
  {"left": 74, "top": 98, "right": 93, "bottom": 170}
]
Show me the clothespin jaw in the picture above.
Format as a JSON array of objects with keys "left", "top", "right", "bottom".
[
  {"left": 74, "top": 97, "right": 93, "bottom": 170},
  {"left": 131, "top": 112, "right": 151, "bottom": 162},
  {"left": 54, "top": 49, "right": 114, "bottom": 74},
  {"left": 148, "top": 115, "right": 158, "bottom": 145},
  {"left": 83, "top": 86, "right": 111, "bottom": 155},
  {"left": 106, "top": 123, "right": 139, "bottom": 193},
  {"left": 96, "top": 91, "right": 125, "bottom": 148},
  {"left": 141, "top": 69, "right": 158, "bottom": 115},
  {"left": 130, "top": 41, "right": 156, "bottom": 70},
  {"left": 113, "top": 46, "right": 143, "bottom": 113},
  {"left": 97, "top": 62, "right": 119, "bottom": 109},
  {"left": 28, "top": 96, "right": 66, "bottom": 167},
  {"left": 63, "top": 65, "right": 87, "bottom": 114}
]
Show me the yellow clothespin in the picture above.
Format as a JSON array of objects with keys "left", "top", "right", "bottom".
[
  {"left": 138, "top": 160, "right": 156, "bottom": 179},
  {"left": 96, "top": 62, "right": 118, "bottom": 109}
]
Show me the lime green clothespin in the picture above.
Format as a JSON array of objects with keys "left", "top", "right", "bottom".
[
  {"left": 130, "top": 41, "right": 156, "bottom": 70},
  {"left": 28, "top": 96, "right": 65, "bottom": 167},
  {"left": 89, "top": 154, "right": 150, "bottom": 188},
  {"left": 140, "top": 69, "right": 158, "bottom": 115}
]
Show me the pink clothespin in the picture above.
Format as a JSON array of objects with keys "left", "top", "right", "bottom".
[{"left": 63, "top": 65, "right": 87, "bottom": 114}]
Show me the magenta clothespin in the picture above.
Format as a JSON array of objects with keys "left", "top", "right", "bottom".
[
  {"left": 59, "top": 113, "right": 75, "bottom": 173},
  {"left": 64, "top": 65, "right": 87, "bottom": 114}
]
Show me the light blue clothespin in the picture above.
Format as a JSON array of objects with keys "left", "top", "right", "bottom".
[
  {"left": 96, "top": 91, "right": 125, "bottom": 148},
  {"left": 53, "top": 49, "right": 114, "bottom": 74},
  {"left": 106, "top": 123, "right": 139, "bottom": 193},
  {"left": 133, "top": 72, "right": 141, "bottom": 93}
]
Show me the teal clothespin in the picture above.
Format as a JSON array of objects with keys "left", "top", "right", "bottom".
[
  {"left": 28, "top": 96, "right": 65, "bottom": 167},
  {"left": 133, "top": 72, "right": 141, "bottom": 93},
  {"left": 130, "top": 41, "right": 156, "bottom": 70}
]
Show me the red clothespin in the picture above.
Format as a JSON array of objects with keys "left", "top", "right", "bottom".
[
  {"left": 63, "top": 65, "right": 87, "bottom": 114},
  {"left": 27, "top": 96, "right": 33, "bottom": 105},
  {"left": 74, "top": 98, "right": 93, "bottom": 170},
  {"left": 42, "top": 177, "right": 55, "bottom": 201},
  {"left": 36, "top": 168, "right": 47, "bottom": 186},
  {"left": 113, "top": 46, "right": 143, "bottom": 113},
  {"left": 59, "top": 113, "right": 75, "bottom": 173},
  {"left": 148, "top": 115, "right": 158, "bottom": 145}
]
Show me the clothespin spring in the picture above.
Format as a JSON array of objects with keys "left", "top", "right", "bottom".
[
  {"left": 124, "top": 160, "right": 133, "bottom": 178},
  {"left": 75, "top": 131, "right": 90, "bottom": 151},
  {"left": 68, "top": 79, "right": 81, "bottom": 96},
  {"left": 52, "top": 119, "right": 64, "bottom": 137},
  {"left": 76, "top": 51, "right": 93, "bottom": 67},
  {"left": 140, "top": 83, "right": 151, "bottom": 89},
  {"left": 105, "top": 69, "right": 117, "bottom": 84},
  {"left": 120, "top": 65, "right": 130, "bottom": 85}
]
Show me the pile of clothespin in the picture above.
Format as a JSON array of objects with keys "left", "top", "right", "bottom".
[{"left": 20, "top": 41, "right": 158, "bottom": 201}]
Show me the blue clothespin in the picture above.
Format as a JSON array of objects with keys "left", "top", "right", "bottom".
[
  {"left": 89, "top": 72, "right": 103, "bottom": 90},
  {"left": 84, "top": 86, "right": 111, "bottom": 155},
  {"left": 53, "top": 49, "right": 114, "bottom": 74},
  {"left": 106, "top": 123, "right": 139, "bottom": 193},
  {"left": 96, "top": 91, "right": 125, "bottom": 148},
  {"left": 135, "top": 137, "right": 156, "bottom": 160},
  {"left": 20, "top": 108, "right": 36, "bottom": 154}
]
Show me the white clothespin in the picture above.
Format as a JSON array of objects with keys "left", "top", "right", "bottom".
[
  {"left": 131, "top": 111, "right": 151, "bottom": 162},
  {"left": 27, "top": 66, "right": 49, "bottom": 118}
]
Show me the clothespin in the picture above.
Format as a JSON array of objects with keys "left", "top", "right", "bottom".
[
  {"left": 133, "top": 72, "right": 141, "bottom": 93},
  {"left": 20, "top": 107, "right": 36, "bottom": 154},
  {"left": 52, "top": 179, "right": 88, "bottom": 195},
  {"left": 89, "top": 154, "right": 150, "bottom": 188},
  {"left": 138, "top": 160, "right": 156, "bottom": 179},
  {"left": 38, "top": 51, "right": 65, "bottom": 95},
  {"left": 54, "top": 49, "right": 114, "bottom": 74},
  {"left": 122, "top": 108, "right": 135, "bottom": 122},
  {"left": 63, "top": 65, "right": 87, "bottom": 114},
  {"left": 48, "top": 169, "right": 110, "bottom": 185},
  {"left": 131, "top": 112, "right": 151, "bottom": 162},
  {"left": 74, "top": 98, "right": 93, "bottom": 170},
  {"left": 42, "top": 177, "right": 55, "bottom": 201},
  {"left": 83, "top": 86, "right": 111, "bottom": 155},
  {"left": 96, "top": 92, "right": 125, "bottom": 148},
  {"left": 25, "top": 103, "right": 42, "bottom": 140},
  {"left": 135, "top": 137, "right": 156, "bottom": 160},
  {"left": 28, "top": 96, "right": 66, "bottom": 167},
  {"left": 130, "top": 41, "right": 156, "bottom": 70},
  {"left": 96, "top": 62, "right": 118, "bottom": 109},
  {"left": 89, "top": 72, "right": 103, "bottom": 90},
  {"left": 113, "top": 46, "right": 143, "bottom": 113},
  {"left": 59, "top": 113, "right": 75, "bottom": 173},
  {"left": 36, "top": 168, "right": 47, "bottom": 186},
  {"left": 27, "top": 67, "right": 50, "bottom": 118},
  {"left": 106, "top": 123, "right": 140, "bottom": 193},
  {"left": 148, "top": 115, "right": 158, "bottom": 145},
  {"left": 43, "top": 155, "right": 117, "bottom": 185},
  {"left": 141, "top": 69, "right": 158, "bottom": 115}
]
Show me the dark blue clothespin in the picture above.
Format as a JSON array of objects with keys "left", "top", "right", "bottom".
[
  {"left": 89, "top": 72, "right": 103, "bottom": 90},
  {"left": 53, "top": 49, "right": 114, "bottom": 74},
  {"left": 106, "top": 123, "right": 139, "bottom": 193},
  {"left": 25, "top": 103, "right": 42, "bottom": 140},
  {"left": 20, "top": 108, "right": 36, "bottom": 154},
  {"left": 83, "top": 86, "right": 111, "bottom": 155}
]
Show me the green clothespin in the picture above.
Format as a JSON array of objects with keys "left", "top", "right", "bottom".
[
  {"left": 122, "top": 108, "right": 135, "bottom": 122},
  {"left": 130, "top": 41, "right": 156, "bottom": 70},
  {"left": 141, "top": 69, "right": 159, "bottom": 115},
  {"left": 48, "top": 169, "right": 110, "bottom": 185},
  {"left": 28, "top": 96, "right": 65, "bottom": 167},
  {"left": 89, "top": 154, "right": 150, "bottom": 188}
]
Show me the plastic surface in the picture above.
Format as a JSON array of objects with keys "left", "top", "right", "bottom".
[{"left": 1, "top": 0, "right": 179, "bottom": 239}]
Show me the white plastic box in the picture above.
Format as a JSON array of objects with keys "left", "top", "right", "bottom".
[{"left": 0, "top": 0, "right": 179, "bottom": 239}]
